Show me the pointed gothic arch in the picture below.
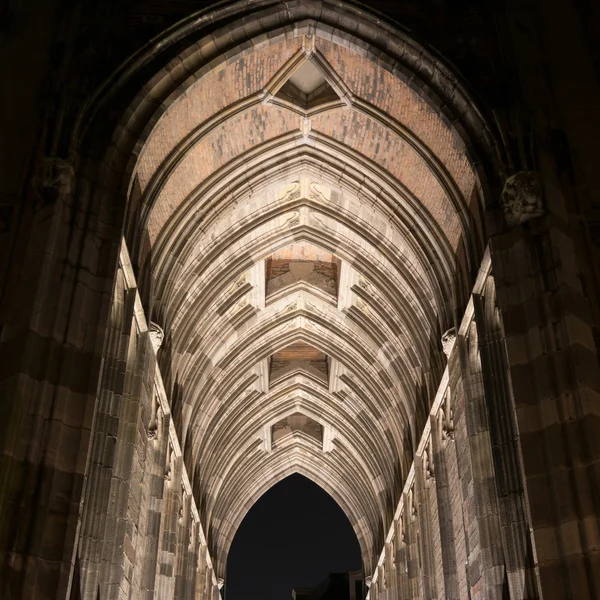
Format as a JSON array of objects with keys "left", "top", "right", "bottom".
[
  {"left": 8, "top": 0, "right": 599, "bottom": 599},
  {"left": 69, "top": 0, "right": 503, "bottom": 591}
]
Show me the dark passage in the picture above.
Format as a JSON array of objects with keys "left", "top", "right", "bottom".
[{"left": 226, "top": 474, "right": 362, "bottom": 600}]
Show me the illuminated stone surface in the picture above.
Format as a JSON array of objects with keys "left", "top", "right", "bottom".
[{"left": 0, "top": 2, "right": 599, "bottom": 600}]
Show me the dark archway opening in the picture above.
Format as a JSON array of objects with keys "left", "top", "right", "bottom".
[{"left": 225, "top": 474, "right": 362, "bottom": 600}]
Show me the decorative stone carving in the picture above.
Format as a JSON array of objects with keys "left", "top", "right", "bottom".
[
  {"left": 188, "top": 522, "right": 195, "bottom": 551},
  {"left": 284, "top": 300, "right": 297, "bottom": 313},
  {"left": 365, "top": 576, "right": 372, "bottom": 588},
  {"left": 400, "top": 515, "right": 407, "bottom": 544},
  {"left": 285, "top": 210, "right": 300, "bottom": 226},
  {"left": 149, "top": 322, "right": 164, "bottom": 352},
  {"left": 217, "top": 578, "right": 225, "bottom": 590},
  {"left": 165, "top": 445, "right": 175, "bottom": 487},
  {"left": 305, "top": 300, "right": 319, "bottom": 314},
  {"left": 500, "top": 170, "right": 544, "bottom": 227},
  {"left": 301, "top": 118, "right": 312, "bottom": 138},
  {"left": 235, "top": 298, "right": 249, "bottom": 312},
  {"left": 278, "top": 181, "right": 301, "bottom": 203},
  {"left": 379, "top": 565, "right": 387, "bottom": 589},
  {"left": 35, "top": 157, "right": 75, "bottom": 210},
  {"left": 148, "top": 405, "right": 162, "bottom": 440},
  {"left": 424, "top": 438, "right": 434, "bottom": 480},
  {"left": 307, "top": 210, "right": 327, "bottom": 229},
  {"left": 408, "top": 487, "right": 417, "bottom": 519},
  {"left": 441, "top": 388, "right": 455, "bottom": 441},
  {"left": 441, "top": 327, "right": 456, "bottom": 357},
  {"left": 308, "top": 181, "right": 328, "bottom": 203}
]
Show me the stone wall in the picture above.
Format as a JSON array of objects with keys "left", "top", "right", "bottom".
[
  {"left": 367, "top": 251, "right": 540, "bottom": 600},
  {"left": 75, "top": 243, "right": 222, "bottom": 600},
  {"left": 63, "top": 218, "right": 558, "bottom": 600}
]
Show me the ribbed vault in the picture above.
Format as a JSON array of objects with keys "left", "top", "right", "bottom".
[{"left": 118, "top": 5, "right": 490, "bottom": 580}]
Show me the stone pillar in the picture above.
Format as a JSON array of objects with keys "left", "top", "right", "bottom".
[
  {"left": 457, "top": 324, "right": 505, "bottom": 599},
  {"left": 368, "top": 575, "right": 378, "bottom": 600},
  {"left": 449, "top": 352, "right": 478, "bottom": 600},
  {"left": 0, "top": 157, "right": 121, "bottom": 600},
  {"left": 498, "top": 0, "right": 600, "bottom": 592},
  {"left": 154, "top": 449, "right": 182, "bottom": 599},
  {"left": 394, "top": 517, "right": 409, "bottom": 599},
  {"left": 195, "top": 545, "right": 207, "bottom": 600},
  {"left": 203, "top": 550, "right": 213, "bottom": 600},
  {"left": 491, "top": 222, "right": 600, "bottom": 598},
  {"left": 403, "top": 488, "right": 421, "bottom": 599},
  {"left": 415, "top": 446, "right": 439, "bottom": 599},
  {"left": 185, "top": 521, "right": 199, "bottom": 600},
  {"left": 211, "top": 576, "right": 220, "bottom": 600},
  {"left": 385, "top": 542, "right": 397, "bottom": 600},
  {"left": 77, "top": 269, "right": 135, "bottom": 599},
  {"left": 98, "top": 297, "right": 150, "bottom": 600},
  {"left": 174, "top": 488, "right": 191, "bottom": 600},
  {"left": 473, "top": 279, "right": 540, "bottom": 598},
  {"left": 430, "top": 390, "right": 460, "bottom": 600},
  {"left": 137, "top": 403, "right": 170, "bottom": 600}
]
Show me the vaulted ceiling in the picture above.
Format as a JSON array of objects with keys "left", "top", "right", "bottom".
[{"left": 126, "top": 19, "right": 486, "bottom": 576}]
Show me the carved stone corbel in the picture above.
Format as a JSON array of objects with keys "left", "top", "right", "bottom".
[
  {"left": 165, "top": 445, "right": 175, "bottom": 487},
  {"left": 500, "top": 170, "right": 544, "bottom": 227},
  {"left": 441, "top": 327, "right": 456, "bottom": 357},
  {"left": 441, "top": 387, "right": 455, "bottom": 441},
  {"left": 217, "top": 578, "right": 225, "bottom": 590},
  {"left": 386, "top": 540, "right": 396, "bottom": 569},
  {"left": 178, "top": 484, "right": 186, "bottom": 524},
  {"left": 148, "top": 404, "right": 162, "bottom": 440},
  {"left": 149, "top": 322, "right": 164, "bottom": 353},
  {"left": 407, "top": 487, "right": 417, "bottom": 521},
  {"left": 365, "top": 576, "right": 372, "bottom": 588},
  {"left": 400, "top": 514, "right": 407, "bottom": 544},
  {"left": 35, "top": 157, "right": 75, "bottom": 210},
  {"left": 424, "top": 438, "right": 435, "bottom": 480},
  {"left": 379, "top": 565, "right": 386, "bottom": 590}
]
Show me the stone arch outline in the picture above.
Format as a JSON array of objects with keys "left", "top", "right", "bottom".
[
  {"left": 63, "top": 0, "right": 509, "bottom": 593},
  {"left": 68, "top": 2, "right": 505, "bottom": 294},
  {"left": 130, "top": 44, "right": 479, "bottom": 261},
  {"left": 207, "top": 446, "right": 379, "bottom": 577}
]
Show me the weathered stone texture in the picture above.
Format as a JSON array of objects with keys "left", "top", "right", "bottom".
[{"left": 1, "top": 1, "right": 599, "bottom": 599}]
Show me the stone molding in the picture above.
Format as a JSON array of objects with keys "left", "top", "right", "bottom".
[
  {"left": 35, "top": 156, "right": 75, "bottom": 209},
  {"left": 500, "top": 170, "right": 544, "bottom": 227},
  {"left": 149, "top": 321, "right": 164, "bottom": 352},
  {"left": 441, "top": 327, "right": 457, "bottom": 356}
]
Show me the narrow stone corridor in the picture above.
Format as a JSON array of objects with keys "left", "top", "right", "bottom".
[{"left": 0, "top": 1, "right": 599, "bottom": 599}]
